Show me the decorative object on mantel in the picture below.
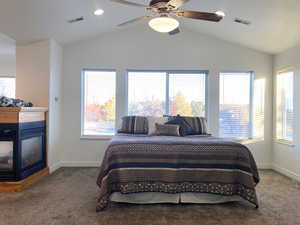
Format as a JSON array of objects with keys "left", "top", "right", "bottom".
[
  {"left": 0, "top": 107, "right": 48, "bottom": 192},
  {"left": 0, "top": 96, "right": 33, "bottom": 107}
]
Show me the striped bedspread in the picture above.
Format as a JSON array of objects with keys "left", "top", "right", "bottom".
[{"left": 96, "top": 135, "right": 259, "bottom": 211}]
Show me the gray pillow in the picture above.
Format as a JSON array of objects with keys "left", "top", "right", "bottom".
[
  {"left": 166, "top": 115, "right": 208, "bottom": 135},
  {"left": 165, "top": 116, "right": 193, "bottom": 136},
  {"left": 154, "top": 123, "right": 180, "bottom": 136},
  {"left": 118, "top": 116, "right": 148, "bottom": 134}
]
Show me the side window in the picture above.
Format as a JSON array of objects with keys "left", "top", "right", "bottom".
[
  {"left": 82, "top": 70, "right": 116, "bottom": 136},
  {"left": 219, "top": 72, "right": 253, "bottom": 139},
  {"left": 276, "top": 70, "right": 294, "bottom": 142},
  {"left": 0, "top": 77, "right": 16, "bottom": 98}
]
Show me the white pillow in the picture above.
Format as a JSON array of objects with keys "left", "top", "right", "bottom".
[{"left": 147, "top": 116, "right": 168, "bottom": 135}]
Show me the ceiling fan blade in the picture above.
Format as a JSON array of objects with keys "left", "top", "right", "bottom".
[
  {"left": 111, "top": 0, "right": 150, "bottom": 8},
  {"left": 167, "top": 0, "right": 190, "bottom": 9},
  {"left": 169, "top": 27, "right": 180, "bottom": 35},
  {"left": 176, "top": 10, "right": 223, "bottom": 22},
  {"left": 117, "top": 15, "right": 153, "bottom": 27}
]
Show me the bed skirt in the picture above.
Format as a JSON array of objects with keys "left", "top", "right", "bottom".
[{"left": 110, "top": 192, "right": 245, "bottom": 205}]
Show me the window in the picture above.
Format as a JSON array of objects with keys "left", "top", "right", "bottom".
[
  {"left": 219, "top": 72, "right": 265, "bottom": 140},
  {"left": 253, "top": 79, "right": 265, "bottom": 139},
  {"left": 0, "top": 77, "right": 15, "bottom": 98},
  {"left": 219, "top": 72, "right": 253, "bottom": 139},
  {"left": 127, "top": 70, "right": 207, "bottom": 117},
  {"left": 82, "top": 70, "right": 116, "bottom": 136},
  {"left": 169, "top": 73, "right": 206, "bottom": 117},
  {"left": 276, "top": 70, "right": 293, "bottom": 142},
  {"left": 128, "top": 72, "right": 166, "bottom": 116}
]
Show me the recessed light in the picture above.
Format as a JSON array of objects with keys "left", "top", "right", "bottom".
[
  {"left": 215, "top": 11, "right": 225, "bottom": 17},
  {"left": 94, "top": 9, "right": 104, "bottom": 16}
]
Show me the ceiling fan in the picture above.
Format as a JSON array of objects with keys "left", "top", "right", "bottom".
[{"left": 111, "top": 0, "right": 225, "bottom": 35}]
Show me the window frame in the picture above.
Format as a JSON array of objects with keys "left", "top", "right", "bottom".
[
  {"left": 219, "top": 71, "right": 255, "bottom": 140},
  {"left": 80, "top": 68, "right": 117, "bottom": 139},
  {"left": 125, "top": 69, "right": 209, "bottom": 118},
  {"left": 275, "top": 68, "right": 294, "bottom": 145},
  {"left": 0, "top": 76, "right": 16, "bottom": 98},
  {"left": 252, "top": 78, "right": 266, "bottom": 140}
]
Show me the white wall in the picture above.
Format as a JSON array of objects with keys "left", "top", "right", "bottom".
[
  {"left": 16, "top": 40, "right": 63, "bottom": 172},
  {"left": 61, "top": 25, "right": 273, "bottom": 168},
  {"left": 273, "top": 45, "right": 300, "bottom": 181},
  {"left": 48, "top": 40, "right": 63, "bottom": 171},
  {"left": 16, "top": 40, "right": 50, "bottom": 106}
]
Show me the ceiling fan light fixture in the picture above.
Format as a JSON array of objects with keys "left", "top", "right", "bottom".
[
  {"left": 149, "top": 17, "right": 179, "bottom": 33},
  {"left": 215, "top": 11, "right": 225, "bottom": 17},
  {"left": 94, "top": 9, "right": 104, "bottom": 16}
]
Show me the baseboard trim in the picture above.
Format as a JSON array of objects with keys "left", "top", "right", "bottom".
[
  {"left": 49, "top": 162, "right": 62, "bottom": 173},
  {"left": 257, "top": 163, "right": 272, "bottom": 169},
  {"left": 60, "top": 161, "right": 100, "bottom": 168},
  {"left": 272, "top": 164, "right": 300, "bottom": 182}
]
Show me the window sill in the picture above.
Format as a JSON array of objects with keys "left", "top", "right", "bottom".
[
  {"left": 231, "top": 138, "right": 264, "bottom": 145},
  {"left": 80, "top": 135, "right": 113, "bottom": 140},
  {"left": 274, "top": 139, "right": 295, "bottom": 147}
]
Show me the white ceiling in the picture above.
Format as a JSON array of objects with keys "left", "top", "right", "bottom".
[{"left": 0, "top": 0, "right": 299, "bottom": 54}]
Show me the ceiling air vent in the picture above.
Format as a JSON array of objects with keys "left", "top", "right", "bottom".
[
  {"left": 234, "top": 18, "right": 251, "bottom": 25},
  {"left": 67, "top": 17, "right": 84, "bottom": 23}
]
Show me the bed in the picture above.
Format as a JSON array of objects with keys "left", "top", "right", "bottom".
[{"left": 96, "top": 134, "right": 259, "bottom": 211}]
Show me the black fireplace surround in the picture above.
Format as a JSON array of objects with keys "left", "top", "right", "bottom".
[{"left": 0, "top": 121, "right": 46, "bottom": 181}]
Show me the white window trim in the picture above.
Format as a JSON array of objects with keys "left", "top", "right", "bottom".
[
  {"left": 219, "top": 71, "right": 256, "bottom": 140},
  {"left": 274, "top": 139, "right": 295, "bottom": 147},
  {"left": 233, "top": 137, "right": 264, "bottom": 145},
  {"left": 80, "top": 69, "right": 116, "bottom": 139},
  {"left": 0, "top": 76, "right": 16, "bottom": 79},
  {"left": 126, "top": 69, "right": 209, "bottom": 118},
  {"left": 274, "top": 68, "right": 294, "bottom": 144},
  {"left": 80, "top": 135, "right": 113, "bottom": 140}
]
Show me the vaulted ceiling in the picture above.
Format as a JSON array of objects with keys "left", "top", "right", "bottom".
[{"left": 0, "top": 0, "right": 299, "bottom": 54}]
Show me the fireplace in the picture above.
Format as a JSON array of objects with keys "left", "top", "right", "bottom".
[{"left": 0, "top": 108, "right": 47, "bottom": 182}]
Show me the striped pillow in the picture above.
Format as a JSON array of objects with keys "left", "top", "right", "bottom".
[
  {"left": 167, "top": 115, "right": 208, "bottom": 135},
  {"left": 118, "top": 116, "right": 148, "bottom": 134}
]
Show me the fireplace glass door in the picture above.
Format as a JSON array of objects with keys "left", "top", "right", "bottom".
[
  {"left": 0, "top": 141, "right": 14, "bottom": 171},
  {"left": 21, "top": 136, "right": 43, "bottom": 169}
]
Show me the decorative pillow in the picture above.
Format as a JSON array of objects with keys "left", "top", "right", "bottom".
[
  {"left": 154, "top": 123, "right": 180, "bottom": 136},
  {"left": 165, "top": 116, "right": 193, "bottom": 136},
  {"left": 147, "top": 116, "right": 168, "bottom": 135},
  {"left": 118, "top": 116, "right": 148, "bottom": 134},
  {"left": 166, "top": 115, "right": 208, "bottom": 135}
]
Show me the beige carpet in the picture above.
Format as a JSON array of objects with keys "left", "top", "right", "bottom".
[{"left": 0, "top": 168, "right": 300, "bottom": 225}]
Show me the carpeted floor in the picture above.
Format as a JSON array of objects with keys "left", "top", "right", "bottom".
[{"left": 0, "top": 168, "right": 300, "bottom": 225}]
